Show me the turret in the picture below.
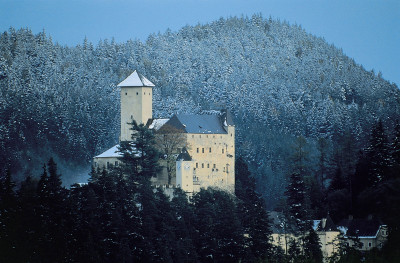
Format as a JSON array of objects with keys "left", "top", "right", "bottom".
[{"left": 118, "top": 70, "right": 154, "bottom": 141}]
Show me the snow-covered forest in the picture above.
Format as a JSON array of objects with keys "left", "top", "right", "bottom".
[{"left": 1, "top": 15, "right": 399, "bottom": 205}]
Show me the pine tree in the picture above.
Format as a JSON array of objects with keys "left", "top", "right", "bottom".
[
  {"left": 391, "top": 121, "right": 400, "bottom": 178},
  {"left": 366, "top": 120, "right": 391, "bottom": 186},
  {"left": 235, "top": 157, "right": 272, "bottom": 261},
  {"left": 15, "top": 174, "right": 40, "bottom": 262},
  {"left": 192, "top": 188, "right": 244, "bottom": 262},
  {"left": 303, "top": 228, "right": 323, "bottom": 263},
  {"left": 119, "top": 121, "right": 160, "bottom": 182},
  {"left": 35, "top": 159, "right": 68, "bottom": 262},
  {"left": 171, "top": 188, "right": 198, "bottom": 262},
  {"left": 0, "top": 168, "right": 17, "bottom": 262},
  {"left": 285, "top": 172, "right": 307, "bottom": 232}
]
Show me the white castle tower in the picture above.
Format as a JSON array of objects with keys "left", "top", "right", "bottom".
[{"left": 117, "top": 70, "right": 155, "bottom": 141}]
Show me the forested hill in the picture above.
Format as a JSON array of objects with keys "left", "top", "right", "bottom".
[{"left": 1, "top": 15, "right": 399, "bottom": 204}]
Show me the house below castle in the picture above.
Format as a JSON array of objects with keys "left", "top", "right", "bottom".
[{"left": 93, "top": 70, "right": 235, "bottom": 194}]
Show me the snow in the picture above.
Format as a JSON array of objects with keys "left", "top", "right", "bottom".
[
  {"left": 95, "top": 145, "right": 123, "bottom": 158},
  {"left": 313, "top": 220, "right": 321, "bottom": 231},
  {"left": 337, "top": 226, "right": 348, "bottom": 235},
  {"left": 117, "top": 70, "right": 155, "bottom": 87},
  {"left": 149, "top": 118, "right": 169, "bottom": 130}
]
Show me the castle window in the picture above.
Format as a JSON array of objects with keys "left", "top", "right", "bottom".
[
  {"left": 125, "top": 92, "right": 127, "bottom": 95},
  {"left": 107, "top": 162, "right": 110, "bottom": 168},
  {"left": 223, "top": 167, "right": 225, "bottom": 172},
  {"left": 136, "top": 92, "right": 138, "bottom": 95},
  {"left": 206, "top": 135, "right": 208, "bottom": 138},
  {"left": 200, "top": 135, "right": 201, "bottom": 138},
  {"left": 144, "top": 92, "right": 146, "bottom": 95},
  {"left": 94, "top": 162, "right": 97, "bottom": 167},
  {"left": 131, "top": 115, "right": 133, "bottom": 119},
  {"left": 202, "top": 148, "right": 204, "bottom": 153},
  {"left": 213, "top": 164, "right": 216, "bottom": 169},
  {"left": 213, "top": 135, "right": 215, "bottom": 138},
  {"left": 207, "top": 164, "right": 210, "bottom": 168},
  {"left": 201, "top": 163, "right": 204, "bottom": 168},
  {"left": 192, "top": 135, "right": 194, "bottom": 138},
  {"left": 196, "top": 163, "right": 198, "bottom": 168},
  {"left": 231, "top": 133, "right": 232, "bottom": 137},
  {"left": 209, "top": 147, "right": 211, "bottom": 153},
  {"left": 222, "top": 149, "right": 224, "bottom": 154},
  {"left": 368, "top": 242, "right": 372, "bottom": 248},
  {"left": 226, "top": 164, "right": 229, "bottom": 172},
  {"left": 197, "top": 148, "right": 199, "bottom": 153},
  {"left": 115, "top": 161, "right": 118, "bottom": 166}
]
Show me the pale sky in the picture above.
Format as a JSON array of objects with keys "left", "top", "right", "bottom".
[{"left": 1, "top": 0, "right": 399, "bottom": 86}]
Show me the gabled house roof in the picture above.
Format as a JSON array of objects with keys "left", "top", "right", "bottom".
[
  {"left": 316, "top": 214, "right": 337, "bottom": 231},
  {"left": 338, "top": 218, "right": 385, "bottom": 238},
  {"left": 149, "top": 118, "right": 169, "bottom": 131},
  {"left": 94, "top": 145, "right": 123, "bottom": 158},
  {"left": 161, "top": 110, "right": 234, "bottom": 135},
  {"left": 176, "top": 148, "right": 192, "bottom": 161},
  {"left": 117, "top": 70, "right": 155, "bottom": 87}
]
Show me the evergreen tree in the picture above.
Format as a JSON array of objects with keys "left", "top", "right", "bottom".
[
  {"left": 14, "top": 174, "right": 40, "bottom": 262},
  {"left": 366, "top": 120, "right": 391, "bottom": 186},
  {"left": 391, "top": 121, "right": 400, "bottom": 178},
  {"left": 303, "top": 228, "right": 323, "bottom": 263},
  {"left": 119, "top": 121, "right": 160, "bottom": 181},
  {"left": 0, "top": 168, "right": 17, "bottom": 262},
  {"left": 192, "top": 188, "right": 244, "bottom": 262},
  {"left": 285, "top": 172, "right": 307, "bottom": 232},
  {"left": 235, "top": 157, "right": 272, "bottom": 261},
  {"left": 171, "top": 188, "right": 198, "bottom": 262},
  {"left": 287, "top": 238, "right": 302, "bottom": 262},
  {"left": 35, "top": 159, "right": 68, "bottom": 262}
]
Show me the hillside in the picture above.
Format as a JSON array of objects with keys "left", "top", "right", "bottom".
[{"left": 1, "top": 15, "right": 399, "bottom": 206}]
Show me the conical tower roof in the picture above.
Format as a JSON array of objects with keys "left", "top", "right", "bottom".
[{"left": 117, "top": 70, "right": 155, "bottom": 87}]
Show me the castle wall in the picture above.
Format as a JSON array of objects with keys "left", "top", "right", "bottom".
[
  {"left": 120, "top": 86, "right": 152, "bottom": 141},
  {"left": 184, "top": 127, "right": 235, "bottom": 192},
  {"left": 176, "top": 160, "right": 194, "bottom": 193}
]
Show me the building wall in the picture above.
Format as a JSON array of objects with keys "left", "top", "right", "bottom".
[
  {"left": 271, "top": 233, "right": 298, "bottom": 254},
  {"left": 120, "top": 86, "right": 152, "bottom": 141},
  {"left": 184, "top": 128, "right": 235, "bottom": 193},
  {"left": 317, "top": 231, "right": 341, "bottom": 260},
  {"left": 94, "top": 157, "right": 120, "bottom": 169},
  {"left": 176, "top": 160, "right": 194, "bottom": 193},
  {"left": 272, "top": 231, "right": 341, "bottom": 262},
  {"left": 345, "top": 225, "right": 388, "bottom": 251},
  {"left": 94, "top": 125, "right": 235, "bottom": 194}
]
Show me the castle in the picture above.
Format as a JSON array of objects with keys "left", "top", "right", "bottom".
[{"left": 93, "top": 71, "right": 235, "bottom": 194}]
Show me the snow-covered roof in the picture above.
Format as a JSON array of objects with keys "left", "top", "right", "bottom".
[
  {"left": 149, "top": 118, "right": 169, "bottom": 131},
  {"left": 165, "top": 114, "right": 227, "bottom": 134},
  {"left": 313, "top": 220, "right": 321, "bottom": 231},
  {"left": 94, "top": 145, "right": 123, "bottom": 158},
  {"left": 117, "top": 70, "right": 155, "bottom": 87}
]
